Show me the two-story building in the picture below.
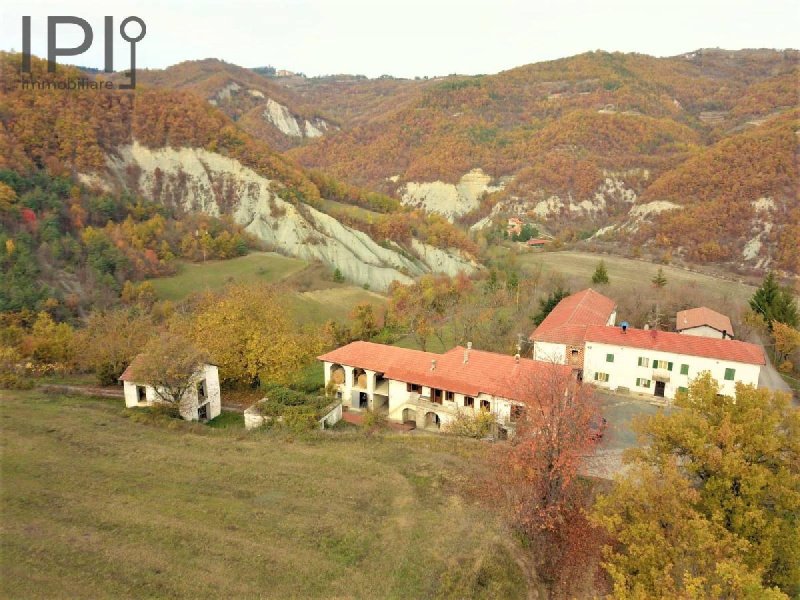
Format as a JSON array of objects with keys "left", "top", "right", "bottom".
[
  {"left": 119, "top": 358, "right": 222, "bottom": 422},
  {"left": 530, "top": 288, "right": 617, "bottom": 368},
  {"left": 318, "top": 341, "right": 573, "bottom": 436},
  {"left": 582, "top": 324, "right": 764, "bottom": 399}
]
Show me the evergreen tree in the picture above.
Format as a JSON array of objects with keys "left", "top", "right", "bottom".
[
  {"left": 750, "top": 271, "right": 799, "bottom": 328},
  {"left": 532, "top": 287, "right": 570, "bottom": 326},
  {"left": 591, "top": 260, "right": 609, "bottom": 285},
  {"left": 651, "top": 267, "right": 667, "bottom": 289}
]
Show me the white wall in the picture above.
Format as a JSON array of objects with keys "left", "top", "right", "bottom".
[
  {"left": 679, "top": 325, "right": 729, "bottom": 339},
  {"left": 122, "top": 363, "right": 221, "bottom": 421},
  {"left": 533, "top": 341, "right": 566, "bottom": 364},
  {"left": 583, "top": 341, "right": 760, "bottom": 399}
]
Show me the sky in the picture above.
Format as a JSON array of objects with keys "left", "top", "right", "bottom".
[{"left": 2, "top": 0, "right": 798, "bottom": 78}]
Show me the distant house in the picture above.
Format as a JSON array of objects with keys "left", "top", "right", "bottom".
[
  {"left": 583, "top": 325, "right": 763, "bottom": 399},
  {"left": 530, "top": 289, "right": 617, "bottom": 367},
  {"left": 318, "top": 341, "right": 572, "bottom": 437},
  {"left": 676, "top": 307, "right": 734, "bottom": 339},
  {"left": 119, "top": 357, "right": 222, "bottom": 422},
  {"left": 507, "top": 217, "right": 523, "bottom": 236},
  {"left": 526, "top": 238, "right": 549, "bottom": 248}
]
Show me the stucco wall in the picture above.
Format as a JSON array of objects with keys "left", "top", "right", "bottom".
[
  {"left": 678, "top": 325, "right": 728, "bottom": 339},
  {"left": 583, "top": 341, "right": 760, "bottom": 399},
  {"left": 533, "top": 341, "right": 567, "bottom": 364},
  {"left": 121, "top": 363, "right": 221, "bottom": 421}
]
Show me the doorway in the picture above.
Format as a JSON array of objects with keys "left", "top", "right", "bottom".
[
  {"left": 359, "top": 391, "right": 368, "bottom": 409},
  {"left": 198, "top": 403, "right": 209, "bottom": 421},
  {"left": 136, "top": 385, "right": 147, "bottom": 403},
  {"left": 654, "top": 381, "right": 666, "bottom": 397}
]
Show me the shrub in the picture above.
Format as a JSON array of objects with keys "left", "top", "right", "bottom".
[
  {"left": 444, "top": 409, "right": 495, "bottom": 438},
  {"left": 361, "top": 409, "right": 387, "bottom": 430}
]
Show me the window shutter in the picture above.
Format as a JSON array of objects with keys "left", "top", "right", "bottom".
[
  {"left": 667, "top": 362, "right": 673, "bottom": 371},
  {"left": 637, "top": 357, "right": 643, "bottom": 367}
]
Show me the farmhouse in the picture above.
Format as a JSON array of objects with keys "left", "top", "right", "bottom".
[
  {"left": 530, "top": 288, "right": 617, "bottom": 367},
  {"left": 530, "top": 289, "right": 765, "bottom": 400},
  {"left": 526, "top": 238, "right": 550, "bottom": 248},
  {"left": 119, "top": 357, "right": 222, "bottom": 421},
  {"left": 318, "top": 341, "right": 572, "bottom": 436},
  {"left": 583, "top": 325, "right": 764, "bottom": 399},
  {"left": 676, "top": 306, "right": 734, "bottom": 339}
]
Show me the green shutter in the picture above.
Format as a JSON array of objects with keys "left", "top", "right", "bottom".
[
  {"left": 606, "top": 353, "right": 614, "bottom": 363},
  {"left": 594, "top": 372, "right": 599, "bottom": 381},
  {"left": 637, "top": 357, "right": 643, "bottom": 367},
  {"left": 680, "top": 364, "right": 689, "bottom": 375},
  {"left": 724, "top": 368, "right": 735, "bottom": 381},
  {"left": 667, "top": 362, "right": 674, "bottom": 371},
  {"left": 678, "top": 386, "right": 688, "bottom": 394},
  {"left": 635, "top": 378, "right": 640, "bottom": 386}
]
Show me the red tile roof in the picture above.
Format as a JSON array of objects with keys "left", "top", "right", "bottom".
[
  {"left": 584, "top": 325, "right": 764, "bottom": 365},
  {"left": 318, "top": 341, "right": 572, "bottom": 401},
  {"left": 676, "top": 307, "right": 734, "bottom": 336},
  {"left": 530, "top": 288, "right": 616, "bottom": 345},
  {"left": 118, "top": 354, "right": 146, "bottom": 382},
  {"left": 526, "top": 238, "right": 549, "bottom": 245}
]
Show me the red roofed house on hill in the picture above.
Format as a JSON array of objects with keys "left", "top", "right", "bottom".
[
  {"left": 530, "top": 288, "right": 617, "bottom": 368},
  {"left": 318, "top": 341, "right": 572, "bottom": 436},
  {"left": 676, "top": 306, "right": 734, "bottom": 339},
  {"left": 529, "top": 288, "right": 765, "bottom": 400}
]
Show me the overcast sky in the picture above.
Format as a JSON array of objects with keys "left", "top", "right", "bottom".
[{"left": 3, "top": 0, "right": 798, "bottom": 78}]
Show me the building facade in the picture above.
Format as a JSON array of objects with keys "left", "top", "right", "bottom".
[
  {"left": 318, "top": 341, "right": 572, "bottom": 436},
  {"left": 583, "top": 325, "right": 763, "bottom": 399},
  {"left": 676, "top": 306, "right": 735, "bottom": 339},
  {"left": 120, "top": 360, "right": 222, "bottom": 422}
]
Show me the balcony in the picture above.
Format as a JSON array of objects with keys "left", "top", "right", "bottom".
[{"left": 652, "top": 369, "right": 670, "bottom": 382}]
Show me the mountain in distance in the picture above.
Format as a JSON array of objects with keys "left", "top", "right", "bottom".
[{"left": 0, "top": 53, "right": 479, "bottom": 292}]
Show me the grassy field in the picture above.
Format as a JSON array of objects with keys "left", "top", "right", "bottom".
[
  {"left": 517, "top": 250, "right": 760, "bottom": 306},
  {"left": 149, "top": 252, "right": 307, "bottom": 301},
  {"left": 292, "top": 287, "right": 387, "bottom": 324},
  {"left": 0, "top": 391, "right": 526, "bottom": 599}
]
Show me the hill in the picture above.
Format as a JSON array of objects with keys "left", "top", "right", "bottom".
[
  {"left": 284, "top": 49, "right": 799, "bottom": 274},
  {"left": 0, "top": 53, "right": 479, "bottom": 297},
  {"left": 0, "top": 390, "right": 527, "bottom": 598}
]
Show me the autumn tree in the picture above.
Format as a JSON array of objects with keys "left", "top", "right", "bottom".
[
  {"left": 181, "top": 283, "right": 322, "bottom": 387},
  {"left": 349, "top": 302, "right": 379, "bottom": 341},
  {"left": 74, "top": 309, "right": 155, "bottom": 385},
  {"left": 591, "top": 260, "right": 609, "bottom": 285},
  {"left": 750, "top": 271, "right": 799, "bottom": 329},
  {"left": 772, "top": 321, "right": 800, "bottom": 371},
  {"left": 128, "top": 332, "right": 208, "bottom": 414},
  {"left": 387, "top": 274, "right": 462, "bottom": 351},
  {"left": 651, "top": 267, "right": 667, "bottom": 289},
  {"left": 594, "top": 373, "right": 800, "bottom": 598},
  {"left": 494, "top": 365, "right": 605, "bottom": 594}
]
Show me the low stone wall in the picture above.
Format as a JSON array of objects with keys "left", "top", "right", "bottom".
[{"left": 243, "top": 399, "right": 342, "bottom": 430}]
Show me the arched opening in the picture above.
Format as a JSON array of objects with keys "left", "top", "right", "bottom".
[
  {"left": 329, "top": 364, "right": 345, "bottom": 384},
  {"left": 424, "top": 411, "right": 441, "bottom": 430},
  {"left": 353, "top": 368, "right": 367, "bottom": 389},
  {"left": 402, "top": 407, "right": 417, "bottom": 424}
]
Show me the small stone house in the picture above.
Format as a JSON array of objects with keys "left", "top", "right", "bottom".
[
  {"left": 676, "top": 307, "right": 734, "bottom": 339},
  {"left": 119, "top": 356, "right": 222, "bottom": 422}
]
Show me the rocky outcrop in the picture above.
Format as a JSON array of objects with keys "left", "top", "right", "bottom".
[
  {"left": 100, "top": 143, "right": 476, "bottom": 290},
  {"left": 263, "top": 98, "right": 329, "bottom": 139},
  {"left": 401, "top": 169, "right": 503, "bottom": 221}
]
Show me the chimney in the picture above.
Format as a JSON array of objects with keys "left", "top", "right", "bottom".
[
  {"left": 621, "top": 321, "right": 628, "bottom": 333},
  {"left": 643, "top": 323, "right": 650, "bottom": 331},
  {"left": 463, "top": 342, "right": 472, "bottom": 364},
  {"left": 722, "top": 329, "right": 727, "bottom": 339},
  {"left": 514, "top": 353, "right": 520, "bottom": 363},
  {"left": 431, "top": 359, "right": 437, "bottom": 372}
]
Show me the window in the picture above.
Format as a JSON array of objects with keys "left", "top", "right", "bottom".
[
  {"left": 606, "top": 353, "right": 614, "bottom": 363},
  {"left": 636, "top": 378, "right": 651, "bottom": 388},
  {"left": 594, "top": 372, "right": 609, "bottom": 383},
  {"left": 464, "top": 396, "right": 474, "bottom": 408},
  {"left": 653, "top": 360, "right": 673, "bottom": 371},
  {"left": 724, "top": 368, "right": 735, "bottom": 381},
  {"left": 431, "top": 389, "right": 443, "bottom": 404},
  {"left": 637, "top": 356, "right": 650, "bottom": 367},
  {"left": 445, "top": 391, "right": 455, "bottom": 402},
  {"left": 480, "top": 399, "right": 491, "bottom": 411},
  {"left": 678, "top": 386, "right": 688, "bottom": 394},
  {"left": 196, "top": 380, "right": 207, "bottom": 401},
  {"left": 680, "top": 364, "right": 689, "bottom": 375},
  {"left": 511, "top": 405, "right": 524, "bottom": 422},
  {"left": 571, "top": 348, "right": 579, "bottom": 356},
  {"left": 407, "top": 383, "right": 421, "bottom": 393}
]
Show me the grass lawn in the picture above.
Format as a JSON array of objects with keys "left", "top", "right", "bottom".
[
  {"left": 148, "top": 252, "right": 307, "bottom": 301},
  {"left": 517, "top": 250, "right": 760, "bottom": 306},
  {"left": 206, "top": 410, "right": 245, "bottom": 429},
  {"left": 291, "top": 287, "right": 387, "bottom": 325},
  {"left": 0, "top": 390, "right": 526, "bottom": 599}
]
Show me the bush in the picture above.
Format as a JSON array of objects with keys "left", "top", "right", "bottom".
[
  {"left": 0, "top": 373, "right": 34, "bottom": 389},
  {"left": 282, "top": 406, "right": 319, "bottom": 432},
  {"left": 444, "top": 410, "right": 495, "bottom": 438},
  {"left": 361, "top": 409, "right": 387, "bottom": 430}
]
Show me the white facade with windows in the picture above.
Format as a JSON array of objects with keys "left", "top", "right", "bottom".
[
  {"left": 583, "top": 342, "right": 761, "bottom": 399},
  {"left": 122, "top": 363, "right": 221, "bottom": 421}
]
